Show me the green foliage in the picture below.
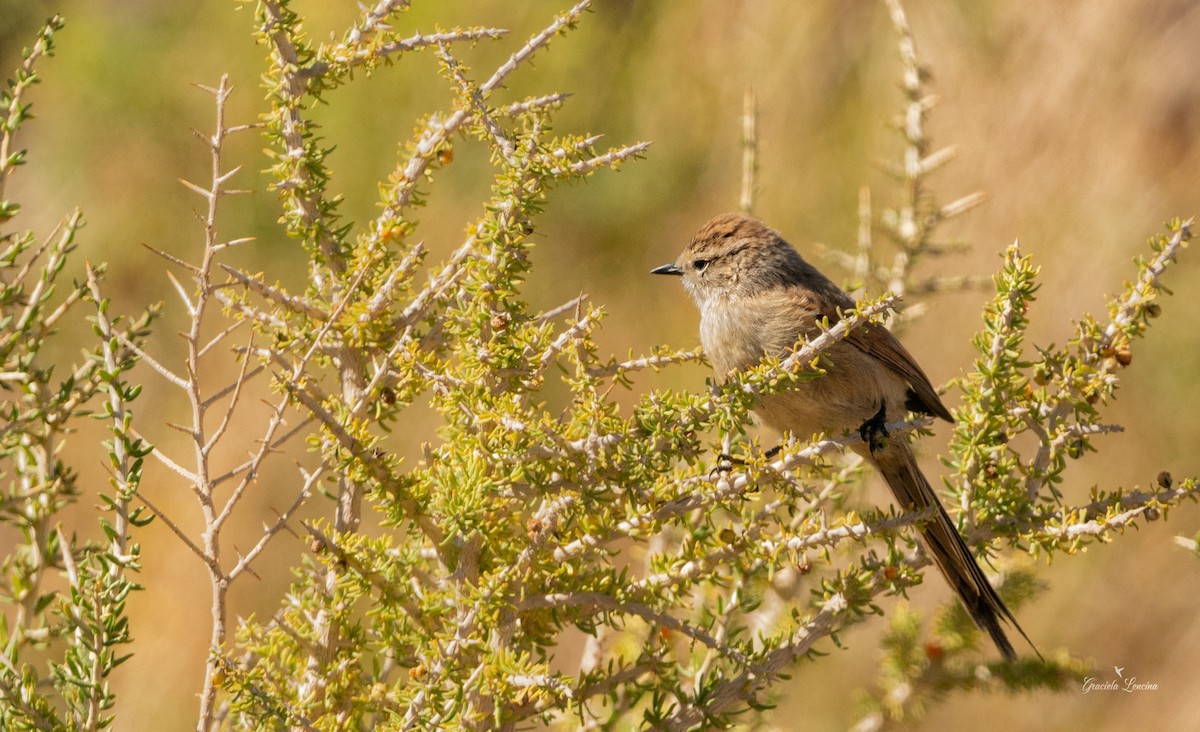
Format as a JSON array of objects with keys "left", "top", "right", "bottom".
[
  {"left": 855, "top": 590, "right": 1091, "bottom": 727},
  {"left": 211, "top": 1, "right": 1196, "bottom": 726},
  {"left": 945, "top": 223, "right": 1197, "bottom": 559},
  {"left": 0, "top": 15, "right": 64, "bottom": 225},
  {"left": 0, "top": 17, "right": 157, "bottom": 731},
  {"left": 0, "top": 2, "right": 1196, "bottom": 731}
]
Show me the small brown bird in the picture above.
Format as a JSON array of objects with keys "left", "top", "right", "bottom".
[{"left": 653, "top": 212, "right": 1032, "bottom": 660}]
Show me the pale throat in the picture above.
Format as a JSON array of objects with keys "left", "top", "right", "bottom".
[{"left": 696, "top": 293, "right": 765, "bottom": 375}]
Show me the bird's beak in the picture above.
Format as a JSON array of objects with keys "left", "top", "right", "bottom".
[{"left": 650, "top": 263, "right": 683, "bottom": 276}]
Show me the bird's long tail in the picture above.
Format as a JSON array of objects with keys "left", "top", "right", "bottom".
[{"left": 870, "top": 442, "right": 1035, "bottom": 661}]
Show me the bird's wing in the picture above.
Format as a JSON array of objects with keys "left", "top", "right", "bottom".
[{"left": 846, "top": 322, "right": 954, "bottom": 422}]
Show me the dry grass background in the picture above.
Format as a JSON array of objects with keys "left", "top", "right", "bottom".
[{"left": 2, "top": 0, "right": 1199, "bottom": 729}]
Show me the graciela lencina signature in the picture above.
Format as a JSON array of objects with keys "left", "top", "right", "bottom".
[{"left": 1082, "top": 666, "right": 1160, "bottom": 694}]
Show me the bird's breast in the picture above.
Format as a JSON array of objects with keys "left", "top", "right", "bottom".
[{"left": 699, "top": 300, "right": 769, "bottom": 376}]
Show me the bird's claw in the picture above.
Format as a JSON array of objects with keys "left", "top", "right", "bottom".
[{"left": 859, "top": 402, "right": 890, "bottom": 455}]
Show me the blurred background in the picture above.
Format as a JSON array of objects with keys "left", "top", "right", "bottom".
[{"left": 3, "top": 0, "right": 1199, "bottom": 728}]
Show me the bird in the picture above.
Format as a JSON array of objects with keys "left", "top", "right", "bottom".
[{"left": 652, "top": 212, "right": 1034, "bottom": 660}]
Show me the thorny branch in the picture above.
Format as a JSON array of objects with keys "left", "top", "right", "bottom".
[{"left": 128, "top": 76, "right": 316, "bottom": 732}]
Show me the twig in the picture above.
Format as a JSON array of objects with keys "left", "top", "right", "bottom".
[
  {"left": 373, "top": 0, "right": 593, "bottom": 231},
  {"left": 305, "top": 27, "right": 508, "bottom": 79},
  {"left": 739, "top": 87, "right": 758, "bottom": 216}
]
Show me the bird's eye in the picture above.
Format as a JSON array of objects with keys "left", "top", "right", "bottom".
[{"left": 692, "top": 258, "right": 710, "bottom": 272}]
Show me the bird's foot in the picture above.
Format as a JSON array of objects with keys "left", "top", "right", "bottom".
[{"left": 859, "top": 402, "right": 889, "bottom": 455}]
